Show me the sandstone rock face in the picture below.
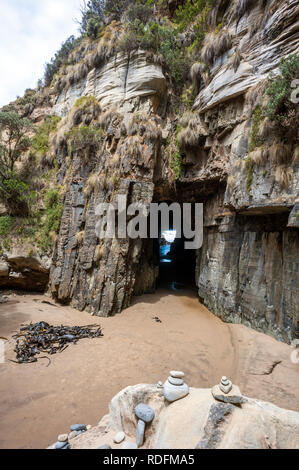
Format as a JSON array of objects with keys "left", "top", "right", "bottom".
[
  {"left": 0, "top": 250, "right": 50, "bottom": 292},
  {"left": 193, "top": 0, "right": 299, "bottom": 113},
  {"left": 53, "top": 50, "right": 166, "bottom": 117},
  {"left": 179, "top": 0, "right": 299, "bottom": 343},
  {"left": 43, "top": 0, "right": 299, "bottom": 341},
  {"left": 197, "top": 204, "right": 299, "bottom": 343},
  {"left": 69, "top": 384, "right": 299, "bottom": 449}
]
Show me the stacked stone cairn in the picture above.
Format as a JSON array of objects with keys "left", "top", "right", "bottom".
[
  {"left": 212, "top": 376, "right": 244, "bottom": 405},
  {"left": 163, "top": 370, "right": 189, "bottom": 403}
]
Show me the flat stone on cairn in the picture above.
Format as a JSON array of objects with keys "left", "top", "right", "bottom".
[
  {"left": 164, "top": 370, "right": 189, "bottom": 403},
  {"left": 212, "top": 376, "right": 243, "bottom": 405}
]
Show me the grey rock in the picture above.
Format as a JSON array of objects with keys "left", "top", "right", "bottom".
[
  {"left": 68, "top": 431, "right": 79, "bottom": 440},
  {"left": 136, "top": 419, "right": 146, "bottom": 448},
  {"left": 196, "top": 403, "right": 234, "bottom": 449},
  {"left": 122, "top": 442, "right": 138, "bottom": 449},
  {"left": 170, "top": 371, "right": 185, "bottom": 379},
  {"left": 164, "top": 380, "right": 189, "bottom": 403},
  {"left": 135, "top": 403, "right": 155, "bottom": 423},
  {"left": 55, "top": 441, "right": 69, "bottom": 449},
  {"left": 113, "top": 431, "right": 125, "bottom": 444},
  {"left": 168, "top": 376, "right": 184, "bottom": 386},
  {"left": 212, "top": 384, "right": 244, "bottom": 405},
  {"left": 98, "top": 444, "right": 112, "bottom": 449},
  {"left": 70, "top": 424, "right": 87, "bottom": 432}
]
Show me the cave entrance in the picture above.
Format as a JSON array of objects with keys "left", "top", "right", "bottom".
[{"left": 156, "top": 206, "right": 197, "bottom": 291}]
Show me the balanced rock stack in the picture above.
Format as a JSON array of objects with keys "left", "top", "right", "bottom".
[
  {"left": 212, "top": 376, "right": 243, "bottom": 405},
  {"left": 164, "top": 370, "right": 189, "bottom": 403}
]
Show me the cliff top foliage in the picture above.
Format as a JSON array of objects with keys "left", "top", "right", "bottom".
[{"left": 42, "top": 0, "right": 222, "bottom": 91}]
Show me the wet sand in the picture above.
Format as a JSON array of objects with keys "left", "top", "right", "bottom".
[{"left": 0, "top": 289, "right": 298, "bottom": 449}]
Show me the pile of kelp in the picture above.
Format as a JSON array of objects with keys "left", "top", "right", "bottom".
[{"left": 11, "top": 321, "right": 103, "bottom": 366}]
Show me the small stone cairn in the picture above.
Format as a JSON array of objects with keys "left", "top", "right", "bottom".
[
  {"left": 212, "top": 376, "right": 243, "bottom": 405},
  {"left": 164, "top": 370, "right": 189, "bottom": 403}
]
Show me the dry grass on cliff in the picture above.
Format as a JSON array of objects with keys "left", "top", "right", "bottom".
[
  {"left": 75, "top": 231, "right": 85, "bottom": 246},
  {"left": 275, "top": 165, "right": 293, "bottom": 189},
  {"left": 201, "top": 30, "right": 232, "bottom": 66},
  {"left": 293, "top": 146, "right": 299, "bottom": 164},
  {"left": 250, "top": 148, "right": 267, "bottom": 167},
  {"left": 177, "top": 112, "right": 207, "bottom": 149},
  {"left": 95, "top": 244, "right": 105, "bottom": 262},
  {"left": 84, "top": 173, "right": 101, "bottom": 197},
  {"left": 53, "top": 22, "right": 122, "bottom": 94},
  {"left": 99, "top": 108, "right": 123, "bottom": 131},
  {"left": 126, "top": 114, "right": 161, "bottom": 142},
  {"left": 268, "top": 143, "right": 293, "bottom": 165}
]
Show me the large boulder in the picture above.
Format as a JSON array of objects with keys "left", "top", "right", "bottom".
[{"left": 69, "top": 384, "right": 299, "bottom": 449}]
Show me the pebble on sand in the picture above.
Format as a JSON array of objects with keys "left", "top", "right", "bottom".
[
  {"left": 55, "top": 441, "right": 69, "bottom": 449},
  {"left": 113, "top": 431, "right": 125, "bottom": 444},
  {"left": 70, "top": 424, "right": 87, "bottom": 432},
  {"left": 58, "top": 434, "right": 68, "bottom": 443}
]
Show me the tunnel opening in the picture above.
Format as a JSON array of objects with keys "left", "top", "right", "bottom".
[
  {"left": 155, "top": 202, "right": 197, "bottom": 291},
  {"left": 158, "top": 231, "right": 197, "bottom": 290}
]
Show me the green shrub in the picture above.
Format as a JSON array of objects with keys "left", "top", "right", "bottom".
[
  {"left": 87, "top": 17, "right": 103, "bottom": 39},
  {"left": 75, "top": 95, "right": 99, "bottom": 110},
  {"left": 0, "top": 216, "right": 15, "bottom": 236},
  {"left": 120, "top": 20, "right": 190, "bottom": 89},
  {"left": 175, "top": 0, "right": 212, "bottom": 32},
  {"left": 16, "top": 89, "right": 37, "bottom": 107},
  {"left": 249, "top": 105, "right": 263, "bottom": 152},
  {"left": 126, "top": 3, "right": 153, "bottom": 24},
  {"left": 44, "top": 189, "right": 63, "bottom": 234},
  {"left": 170, "top": 125, "right": 183, "bottom": 179},
  {"left": 31, "top": 115, "right": 61, "bottom": 157},
  {"left": 266, "top": 54, "right": 299, "bottom": 120}
]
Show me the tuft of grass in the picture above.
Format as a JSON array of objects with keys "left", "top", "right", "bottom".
[
  {"left": 245, "top": 156, "right": 254, "bottom": 192},
  {"left": 249, "top": 105, "right": 263, "bottom": 152},
  {"left": 31, "top": 115, "right": 61, "bottom": 157},
  {"left": 0, "top": 216, "right": 15, "bottom": 236}
]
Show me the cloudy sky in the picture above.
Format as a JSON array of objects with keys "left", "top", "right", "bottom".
[{"left": 0, "top": 0, "right": 82, "bottom": 106}]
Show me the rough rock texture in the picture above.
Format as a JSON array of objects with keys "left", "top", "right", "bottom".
[
  {"left": 198, "top": 206, "right": 299, "bottom": 343},
  {"left": 53, "top": 51, "right": 166, "bottom": 117},
  {"left": 0, "top": 250, "right": 50, "bottom": 291},
  {"left": 15, "top": 0, "right": 297, "bottom": 341},
  {"left": 69, "top": 384, "right": 299, "bottom": 449},
  {"left": 185, "top": 0, "right": 299, "bottom": 342},
  {"left": 193, "top": 0, "right": 299, "bottom": 113}
]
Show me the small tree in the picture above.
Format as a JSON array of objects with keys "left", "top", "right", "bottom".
[{"left": 0, "top": 112, "right": 33, "bottom": 215}]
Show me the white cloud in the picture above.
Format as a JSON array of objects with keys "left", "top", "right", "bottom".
[{"left": 0, "top": 0, "right": 82, "bottom": 106}]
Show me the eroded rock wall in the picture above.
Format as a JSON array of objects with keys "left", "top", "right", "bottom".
[{"left": 33, "top": 0, "right": 299, "bottom": 340}]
